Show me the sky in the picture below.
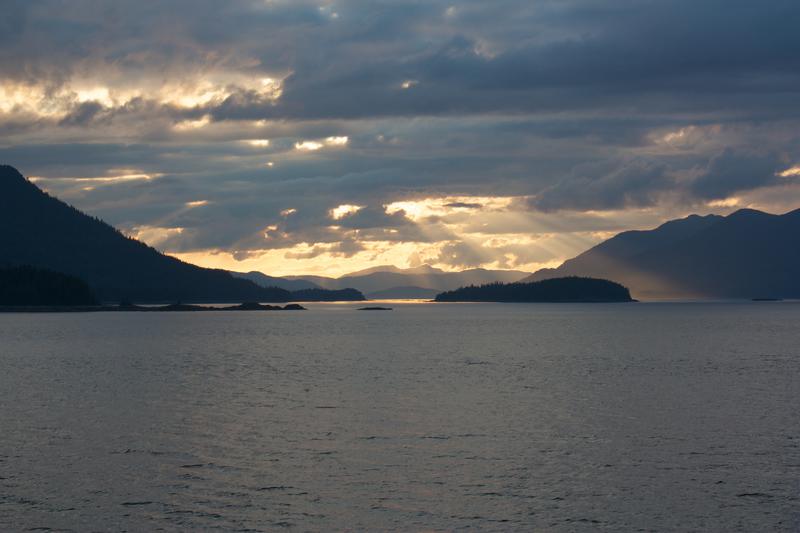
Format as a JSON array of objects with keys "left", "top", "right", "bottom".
[{"left": 2, "top": 0, "right": 800, "bottom": 277}]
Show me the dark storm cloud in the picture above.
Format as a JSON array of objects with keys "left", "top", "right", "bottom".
[
  {"left": 2, "top": 0, "right": 800, "bottom": 261},
  {"left": 334, "top": 206, "right": 412, "bottom": 230},
  {"left": 689, "top": 149, "right": 786, "bottom": 201},
  {"left": 58, "top": 101, "right": 105, "bottom": 127},
  {"left": 195, "top": 0, "right": 800, "bottom": 121},
  {"left": 5, "top": 1, "right": 800, "bottom": 119},
  {"left": 530, "top": 160, "right": 674, "bottom": 212}
]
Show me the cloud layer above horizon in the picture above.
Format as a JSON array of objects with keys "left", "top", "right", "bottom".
[{"left": 2, "top": 0, "right": 800, "bottom": 276}]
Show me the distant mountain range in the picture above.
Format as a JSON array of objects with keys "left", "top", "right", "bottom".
[
  {"left": 232, "top": 271, "right": 321, "bottom": 291},
  {"left": 284, "top": 265, "right": 531, "bottom": 295},
  {"left": 7, "top": 164, "right": 795, "bottom": 303},
  {"left": 0, "top": 165, "right": 364, "bottom": 303},
  {"left": 234, "top": 263, "right": 531, "bottom": 297},
  {"left": 235, "top": 206, "right": 800, "bottom": 301},
  {"left": 524, "top": 208, "right": 800, "bottom": 299}
]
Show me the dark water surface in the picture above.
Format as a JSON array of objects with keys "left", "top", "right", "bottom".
[{"left": 1, "top": 302, "right": 799, "bottom": 531}]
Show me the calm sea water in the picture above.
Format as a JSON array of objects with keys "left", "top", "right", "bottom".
[{"left": 1, "top": 302, "right": 799, "bottom": 532}]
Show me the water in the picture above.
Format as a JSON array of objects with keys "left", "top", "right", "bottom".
[{"left": 1, "top": 302, "right": 798, "bottom": 531}]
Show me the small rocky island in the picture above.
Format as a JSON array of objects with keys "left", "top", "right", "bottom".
[{"left": 434, "top": 277, "right": 634, "bottom": 303}]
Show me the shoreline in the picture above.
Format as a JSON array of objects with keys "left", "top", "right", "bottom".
[{"left": 0, "top": 302, "right": 306, "bottom": 313}]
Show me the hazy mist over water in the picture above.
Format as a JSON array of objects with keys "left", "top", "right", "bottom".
[{"left": 1, "top": 302, "right": 799, "bottom": 531}]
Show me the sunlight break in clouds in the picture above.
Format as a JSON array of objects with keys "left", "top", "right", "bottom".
[
  {"left": 173, "top": 116, "right": 212, "bottom": 130},
  {"left": 130, "top": 226, "right": 184, "bottom": 248},
  {"left": 29, "top": 172, "right": 161, "bottom": 185},
  {"left": 385, "top": 197, "right": 513, "bottom": 220},
  {"left": 778, "top": 166, "right": 800, "bottom": 177},
  {"left": 0, "top": 75, "right": 285, "bottom": 124},
  {"left": 294, "top": 141, "right": 323, "bottom": 151},
  {"left": 294, "top": 136, "right": 349, "bottom": 151},
  {"left": 330, "top": 204, "right": 364, "bottom": 220},
  {"left": 245, "top": 139, "right": 271, "bottom": 147}
]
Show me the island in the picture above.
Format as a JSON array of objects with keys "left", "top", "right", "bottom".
[
  {"left": 357, "top": 306, "right": 393, "bottom": 311},
  {"left": 434, "top": 277, "right": 634, "bottom": 303}
]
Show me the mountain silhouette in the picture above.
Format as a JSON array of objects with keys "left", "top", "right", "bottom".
[
  {"left": 524, "top": 208, "right": 800, "bottom": 299},
  {"left": 0, "top": 265, "right": 98, "bottom": 306},
  {"left": 344, "top": 264, "right": 444, "bottom": 277},
  {"left": 0, "top": 165, "right": 363, "bottom": 303},
  {"left": 286, "top": 266, "right": 530, "bottom": 294},
  {"left": 231, "top": 270, "right": 322, "bottom": 291}
]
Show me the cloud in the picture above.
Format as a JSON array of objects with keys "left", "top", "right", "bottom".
[
  {"left": 334, "top": 205, "right": 412, "bottom": 229},
  {"left": 58, "top": 101, "right": 105, "bottom": 127},
  {"left": 284, "top": 238, "right": 364, "bottom": 260},
  {"left": 1, "top": 0, "right": 800, "bottom": 274},
  {"left": 435, "top": 240, "right": 498, "bottom": 269},
  {"left": 530, "top": 160, "right": 674, "bottom": 212},
  {"left": 444, "top": 202, "right": 483, "bottom": 209},
  {"left": 689, "top": 149, "right": 785, "bottom": 200}
]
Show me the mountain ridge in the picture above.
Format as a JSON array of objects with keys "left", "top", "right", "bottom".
[
  {"left": 525, "top": 207, "right": 800, "bottom": 299},
  {"left": 231, "top": 270, "right": 322, "bottom": 291},
  {"left": 0, "top": 165, "right": 363, "bottom": 303}
]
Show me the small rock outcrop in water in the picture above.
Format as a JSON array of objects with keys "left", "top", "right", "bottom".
[
  {"left": 358, "top": 306, "right": 393, "bottom": 311},
  {"left": 435, "top": 277, "right": 634, "bottom": 302}
]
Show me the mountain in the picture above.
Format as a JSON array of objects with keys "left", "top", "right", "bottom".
[
  {"left": 435, "top": 277, "right": 634, "bottom": 302},
  {"left": 524, "top": 208, "right": 800, "bottom": 299},
  {"left": 367, "top": 286, "right": 440, "bottom": 300},
  {"left": 0, "top": 165, "right": 363, "bottom": 303},
  {"left": 231, "top": 270, "right": 321, "bottom": 291},
  {"left": 0, "top": 265, "right": 98, "bottom": 306},
  {"left": 282, "top": 274, "right": 338, "bottom": 288},
  {"left": 345, "top": 264, "right": 443, "bottom": 277},
  {"left": 290, "top": 288, "right": 365, "bottom": 301},
  {"left": 286, "top": 266, "right": 531, "bottom": 295}
]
